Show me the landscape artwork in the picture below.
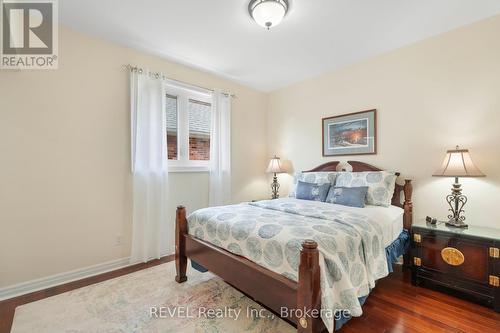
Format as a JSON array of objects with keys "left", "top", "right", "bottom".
[
  {"left": 329, "top": 118, "right": 368, "bottom": 148},
  {"left": 322, "top": 109, "right": 376, "bottom": 156}
]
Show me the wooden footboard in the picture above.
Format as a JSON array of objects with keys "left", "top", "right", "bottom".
[{"left": 174, "top": 206, "right": 327, "bottom": 333}]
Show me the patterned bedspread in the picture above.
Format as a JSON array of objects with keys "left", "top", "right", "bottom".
[{"left": 187, "top": 198, "right": 389, "bottom": 332}]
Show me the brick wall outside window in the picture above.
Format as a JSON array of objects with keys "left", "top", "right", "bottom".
[
  {"left": 189, "top": 136, "right": 210, "bottom": 160},
  {"left": 167, "top": 134, "right": 178, "bottom": 160},
  {"left": 167, "top": 134, "right": 210, "bottom": 161}
]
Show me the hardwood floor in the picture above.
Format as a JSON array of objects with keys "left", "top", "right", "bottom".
[
  {"left": 1, "top": 258, "right": 498, "bottom": 333},
  {"left": 344, "top": 268, "right": 500, "bottom": 333}
]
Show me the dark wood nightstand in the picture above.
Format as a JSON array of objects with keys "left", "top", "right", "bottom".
[{"left": 411, "top": 220, "right": 500, "bottom": 312}]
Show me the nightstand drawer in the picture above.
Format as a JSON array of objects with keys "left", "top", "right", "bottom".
[
  {"left": 419, "top": 234, "right": 489, "bottom": 284},
  {"left": 455, "top": 239, "right": 490, "bottom": 283}
]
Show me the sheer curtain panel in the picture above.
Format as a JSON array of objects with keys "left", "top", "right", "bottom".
[
  {"left": 130, "top": 69, "right": 168, "bottom": 263},
  {"left": 209, "top": 91, "right": 232, "bottom": 206}
]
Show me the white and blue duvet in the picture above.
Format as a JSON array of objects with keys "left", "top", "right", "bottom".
[{"left": 187, "top": 198, "right": 394, "bottom": 332}]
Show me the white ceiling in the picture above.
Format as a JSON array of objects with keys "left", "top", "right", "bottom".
[{"left": 60, "top": 0, "right": 500, "bottom": 92}]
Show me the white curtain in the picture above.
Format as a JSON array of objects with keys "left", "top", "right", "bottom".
[
  {"left": 209, "top": 91, "right": 232, "bottom": 206},
  {"left": 130, "top": 70, "right": 168, "bottom": 263}
]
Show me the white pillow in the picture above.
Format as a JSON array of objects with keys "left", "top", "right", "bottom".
[
  {"left": 334, "top": 171, "right": 397, "bottom": 207},
  {"left": 289, "top": 172, "right": 337, "bottom": 198}
]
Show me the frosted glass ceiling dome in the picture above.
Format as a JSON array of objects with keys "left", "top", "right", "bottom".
[{"left": 249, "top": 0, "right": 289, "bottom": 29}]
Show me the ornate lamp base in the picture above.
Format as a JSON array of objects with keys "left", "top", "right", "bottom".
[
  {"left": 271, "top": 173, "right": 280, "bottom": 199},
  {"left": 445, "top": 218, "right": 468, "bottom": 228},
  {"left": 445, "top": 177, "right": 468, "bottom": 228}
]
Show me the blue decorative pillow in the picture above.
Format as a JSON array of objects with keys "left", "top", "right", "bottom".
[
  {"left": 295, "top": 181, "right": 331, "bottom": 202},
  {"left": 325, "top": 186, "right": 369, "bottom": 208}
]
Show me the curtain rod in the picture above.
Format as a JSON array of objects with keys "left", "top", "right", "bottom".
[{"left": 122, "top": 64, "right": 236, "bottom": 98}]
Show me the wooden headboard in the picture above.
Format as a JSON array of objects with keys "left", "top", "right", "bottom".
[{"left": 304, "top": 161, "right": 413, "bottom": 229}]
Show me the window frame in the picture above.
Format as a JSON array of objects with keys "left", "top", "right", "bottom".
[{"left": 164, "top": 83, "right": 213, "bottom": 173}]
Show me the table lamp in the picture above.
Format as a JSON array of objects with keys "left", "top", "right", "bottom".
[
  {"left": 266, "top": 155, "right": 284, "bottom": 199},
  {"left": 433, "top": 146, "right": 485, "bottom": 228}
]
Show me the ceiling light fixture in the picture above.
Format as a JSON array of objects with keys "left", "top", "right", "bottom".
[{"left": 248, "top": 0, "right": 289, "bottom": 30}]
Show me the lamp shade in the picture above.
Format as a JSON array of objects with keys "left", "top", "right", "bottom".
[
  {"left": 433, "top": 146, "right": 485, "bottom": 177},
  {"left": 266, "top": 155, "right": 284, "bottom": 173}
]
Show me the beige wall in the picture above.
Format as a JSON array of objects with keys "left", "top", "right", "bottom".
[
  {"left": 267, "top": 15, "right": 500, "bottom": 229},
  {"left": 0, "top": 27, "right": 268, "bottom": 287}
]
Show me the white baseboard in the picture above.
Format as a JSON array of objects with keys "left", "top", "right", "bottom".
[{"left": 0, "top": 253, "right": 173, "bottom": 301}]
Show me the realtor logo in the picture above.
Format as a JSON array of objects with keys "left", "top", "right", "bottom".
[{"left": 1, "top": 0, "right": 58, "bottom": 69}]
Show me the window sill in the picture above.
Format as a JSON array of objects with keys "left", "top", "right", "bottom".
[{"left": 168, "top": 166, "right": 210, "bottom": 173}]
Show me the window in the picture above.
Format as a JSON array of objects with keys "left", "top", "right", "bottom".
[
  {"left": 188, "top": 99, "right": 211, "bottom": 161},
  {"left": 165, "top": 83, "right": 212, "bottom": 172},
  {"left": 166, "top": 94, "right": 178, "bottom": 160}
]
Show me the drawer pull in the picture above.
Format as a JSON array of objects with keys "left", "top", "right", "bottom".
[
  {"left": 414, "top": 257, "right": 421, "bottom": 266},
  {"left": 490, "top": 247, "right": 499, "bottom": 259},
  {"left": 413, "top": 234, "right": 421, "bottom": 243},
  {"left": 441, "top": 247, "right": 465, "bottom": 266},
  {"left": 489, "top": 275, "right": 499, "bottom": 287}
]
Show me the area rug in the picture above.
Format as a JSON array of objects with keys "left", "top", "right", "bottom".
[{"left": 11, "top": 261, "right": 294, "bottom": 333}]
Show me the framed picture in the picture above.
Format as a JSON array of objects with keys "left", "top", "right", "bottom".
[{"left": 322, "top": 109, "right": 377, "bottom": 156}]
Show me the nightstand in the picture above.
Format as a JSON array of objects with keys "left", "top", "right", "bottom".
[{"left": 411, "top": 220, "right": 500, "bottom": 312}]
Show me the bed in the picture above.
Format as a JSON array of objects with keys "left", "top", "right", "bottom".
[{"left": 175, "top": 161, "right": 413, "bottom": 333}]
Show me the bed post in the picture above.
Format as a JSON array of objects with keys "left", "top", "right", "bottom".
[
  {"left": 175, "top": 206, "right": 188, "bottom": 283},
  {"left": 403, "top": 179, "right": 413, "bottom": 230},
  {"left": 402, "top": 180, "right": 413, "bottom": 269},
  {"left": 297, "top": 240, "right": 324, "bottom": 333}
]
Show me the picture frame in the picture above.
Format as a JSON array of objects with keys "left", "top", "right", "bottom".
[{"left": 322, "top": 109, "right": 377, "bottom": 156}]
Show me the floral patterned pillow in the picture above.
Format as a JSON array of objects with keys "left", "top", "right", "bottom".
[
  {"left": 334, "top": 171, "right": 397, "bottom": 207},
  {"left": 289, "top": 172, "right": 337, "bottom": 198}
]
